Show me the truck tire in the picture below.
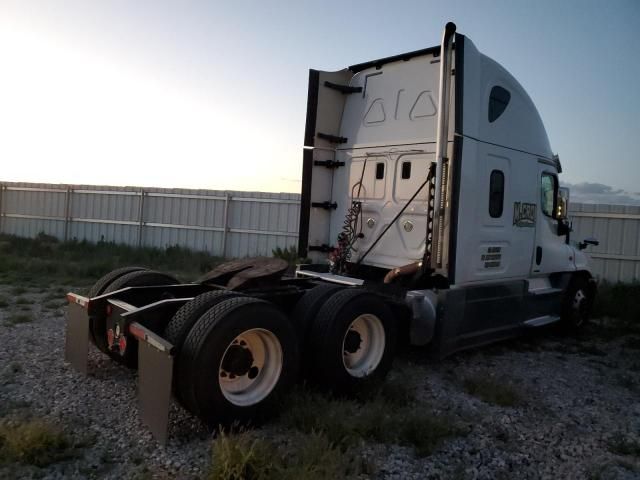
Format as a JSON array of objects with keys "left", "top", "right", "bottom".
[
  {"left": 165, "top": 290, "right": 245, "bottom": 351},
  {"left": 178, "top": 296, "right": 298, "bottom": 426},
  {"left": 87, "top": 267, "right": 148, "bottom": 353},
  {"left": 97, "top": 270, "right": 180, "bottom": 367},
  {"left": 561, "top": 275, "right": 593, "bottom": 330},
  {"left": 309, "top": 288, "right": 397, "bottom": 391},
  {"left": 291, "top": 283, "right": 344, "bottom": 371},
  {"left": 87, "top": 266, "right": 147, "bottom": 298},
  {"left": 103, "top": 270, "right": 179, "bottom": 294},
  {"left": 166, "top": 290, "right": 245, "bottom": 408}
]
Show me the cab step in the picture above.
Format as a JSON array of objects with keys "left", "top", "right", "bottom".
[{"left": 523, "top": 315, "right": 560, "bottom": 328}]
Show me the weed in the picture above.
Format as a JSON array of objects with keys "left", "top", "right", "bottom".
[
  {"left": 463, "top": 376, "right": 523, "bottom": 407},
  {"left": 207, "top": 429, "right": 367, "bottom": 480},
  {"left": 352, "top": 373, "right": 416, "bottom": 408},
  {"left": 278, "top": 431, "right": 367, "bottom": 480},
  {"left": 614, "top": 373, "right": 638, "bottom": 392},
  {"left": 281, "top": 387, "right": 462, "bottom": 457},
  {"left": 272, "top": 245, "right": 310, "bottom": 268},
  {"left": 608, "top": 433, "right": 640, "bottom": 457},
  {"left": 398, "top": 413, "right": 464, "bottom": 457},
  {"left": 208, "top": 429, "right": 279, "bottom": 480},
  {"left": 6, "top": 313, "right": 33, "bottom": 326},
  {"left": 0, "top": 362, "right": 23, "bottom": 386},
  {"left": 0, "top": 233, "right": 224, "bottom": 286},
  {"left": 592, "top": 282, "right": 640, "bottom": 334},
  {"left": 0, "top": 417, "right": 71, "bottom": 466},
  {"left": 44, "top": 301, "right": 64, "bottom": 311}
]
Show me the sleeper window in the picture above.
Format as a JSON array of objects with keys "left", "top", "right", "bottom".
[
  {"left": 489, "top": 170, "right": 504, "bottom": 218},
  {"left": 488, "top": 86, "right": 511, "bottom": 122},
  {"left": 375, "top": 162, "right": 385, "bottom": 179}
]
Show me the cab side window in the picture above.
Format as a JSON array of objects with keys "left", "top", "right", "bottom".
[{"left": 541, "top": 173, "right": 557, "bottom": 217}]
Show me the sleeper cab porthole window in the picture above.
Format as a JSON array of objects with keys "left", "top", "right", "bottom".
[
  {"left": 489, "top": 169, "right": 504, "bottom": 218},
  {"left": 488, "top": 86, "right": 511, "bottom": 123}
]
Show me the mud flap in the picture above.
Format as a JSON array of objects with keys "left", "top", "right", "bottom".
[
  {"left": 130, "top": 322, "right": 175, "bottom": 445},
  {"left": 65, "top": 294, "right": 90, "bottom": 375}
]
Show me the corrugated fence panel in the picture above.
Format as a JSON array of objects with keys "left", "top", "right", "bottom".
[
  {"left": 0, "top": 181, "right": 301, "bottom": 259},
  {"left": 1, "top": 182, "right": 637, "bottom": 283},
  {"left": 570, "top": 203, "right": 640, "bottom": 283}
]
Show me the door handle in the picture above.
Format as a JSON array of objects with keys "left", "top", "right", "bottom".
[{"left": 536, "top": 246, "right": 543, "bottom": 265}]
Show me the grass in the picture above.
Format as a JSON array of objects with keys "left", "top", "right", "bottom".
[
  {"left": 279, "top": 386, "right": 464, "bottom": 458},
  {"left": 6, "top": 313, "right": 33, "bottom": 326},
  {"left": 608, "top": 433, "right": 640, "bottom": 457},
  {"left": 463, "top": 376, "right": 524, "bottom": 407},
  {"left": 592, "top": 282, "right": 640, "bottom": 335},
  {"left": 0, "top": 232, "right": 224, "bottom": 287},
  {"left": 207, "top": 429, "right": 367, "bottom": 480},
  {"left": 44, "top": 301, "right": 64, "bottom": 311},
  {"left": 14, "top": 297, "right": 29, "bottom": 305},
  {"left": 0, "top": 362, "right": 23, "bottom": 386},
  {"left": 0, "top": 417, "right": 71, "bottom": 467},
  {"left": 0, "top": 298, "right": 8, "bottom": 308}
]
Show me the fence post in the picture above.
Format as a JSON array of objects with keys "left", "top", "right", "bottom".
[
  {"left": 63, "top": 186, "right": 72, "bottom": 242},
  {"left": 221, "top": 193, "right": 231, "bottom": 258},
  {"left": 138, "top": 189, "right": 146, "bottom": 247},
  {"left": 0, "top": 183, "right": 4, "bottom": 234}
]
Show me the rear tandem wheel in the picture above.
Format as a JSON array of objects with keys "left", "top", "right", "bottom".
[
  {"left": 93, "top": 269, "right": 179, "bottom": 367},
  {"left": 177, "top": 296, "right": 298, "bottom": 426}
]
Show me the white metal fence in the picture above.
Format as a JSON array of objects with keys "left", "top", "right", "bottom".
[
  {"left": 0, "top": 181, "right": 638, "bottom": 283},
  {"left": 0, "top": 182, "right": 300, "bottom": 259},
  {"left": 569, "top": 203, "right": 640, "bottom": 283}
]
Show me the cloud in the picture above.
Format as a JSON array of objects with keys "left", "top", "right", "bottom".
[{"left": 561, "top": 182, "right": 640, "bottom": 206}]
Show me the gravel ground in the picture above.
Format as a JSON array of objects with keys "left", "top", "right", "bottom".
[{"left": 0, "top": 282, "right": 639, "bottom": 479}]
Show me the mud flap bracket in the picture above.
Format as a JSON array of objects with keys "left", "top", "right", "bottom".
[{"left": 130, "top": 322, "right": 175, "bottom": 445}]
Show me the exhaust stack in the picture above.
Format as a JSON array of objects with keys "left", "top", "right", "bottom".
[{"left": 430, "top": 22, "right": 456, "bottom": 271}]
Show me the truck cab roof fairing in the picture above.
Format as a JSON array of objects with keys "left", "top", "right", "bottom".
[{"left": 460, "top": 37, "right": 553, "bottom": 160}]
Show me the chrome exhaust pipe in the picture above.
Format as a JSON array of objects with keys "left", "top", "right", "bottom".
[{"left": 430, "top": 22, "right": 456, "bottom": 271}]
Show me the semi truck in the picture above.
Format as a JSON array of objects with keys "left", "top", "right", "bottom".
[{"left": 65, "top": 23, "right": 598, "bottom": 443}]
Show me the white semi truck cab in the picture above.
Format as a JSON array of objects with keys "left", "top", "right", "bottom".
[
  {"left": 296, "top": 22, "right": 597, "bottom": 352},
  {"left": 64, "top": 23, "right": 598, "bottom": 444}
]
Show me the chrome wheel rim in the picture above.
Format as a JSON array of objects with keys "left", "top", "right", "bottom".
[
  {"left": 572, "top": 289, "right": 587, "bottom": 326},
  {"left": 342, "top": 314, "right": 385, "bottom": 378},
  {"left": 218, "top": 328, "right": 282, "bottom": 407}
]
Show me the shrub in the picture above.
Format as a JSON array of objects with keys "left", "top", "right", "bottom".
[
  {"left": 0, "top": 418, "right": 70, "bottom": 466},
  {"left": 463, "top": 376, "right": 523, "bottom": 407},
  {"left": 206, "top": 430, "right": 367, "bottom": 480},
  {"left": 280, "top": 387, "right": 463, "bottom": 457},
  {"left": 208, "top": 430, "right": 278, "bottom": 480}
]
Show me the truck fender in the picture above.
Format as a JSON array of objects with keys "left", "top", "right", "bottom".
[{"left": 405, "top": 290, "right": 439, "bottom": 346}]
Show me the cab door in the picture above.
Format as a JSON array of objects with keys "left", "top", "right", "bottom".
[{"left": 531, "top": 165, "right": 573, "bottom": 276}]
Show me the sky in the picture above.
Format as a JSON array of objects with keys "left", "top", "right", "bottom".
[{"left": 0, "top": 0, "right": 639, "bottom": 203}]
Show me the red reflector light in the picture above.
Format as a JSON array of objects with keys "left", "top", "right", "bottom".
[
  {"left": 107, "top": 329, "right": 115, "bottom": 348},
  {"left": 119, "top": 336, "right": 127, "bottom": 353},
  {"left": 106, "top": 305, "right": 112, "bottom": 316}
]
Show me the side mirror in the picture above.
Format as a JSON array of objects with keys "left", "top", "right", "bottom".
[{"left": 578, "top": 237, "right": 599, "bottom": 250}]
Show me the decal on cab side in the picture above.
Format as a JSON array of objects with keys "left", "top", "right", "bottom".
[{"left": 513, "top": 202, "right": 536, "bottom": 227}]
